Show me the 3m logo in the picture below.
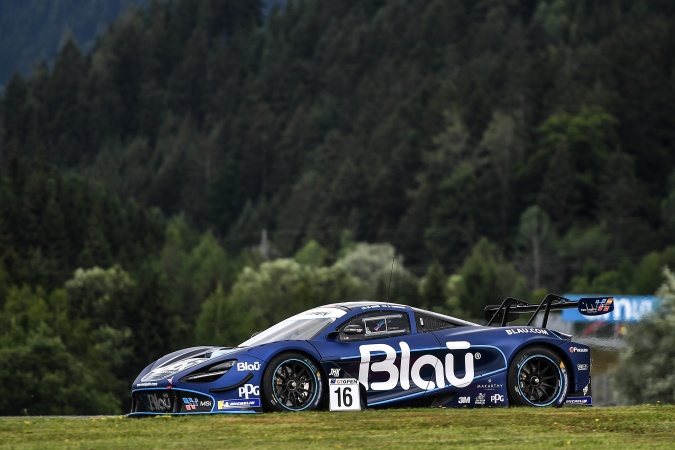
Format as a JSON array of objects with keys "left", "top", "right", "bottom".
[{"left": 458, "top": 396, "right": 470, "bottom": 404}]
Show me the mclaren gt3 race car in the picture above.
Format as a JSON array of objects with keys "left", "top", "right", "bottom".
[{"left": 129, "top": 294, "right": 613, "bottom": 415}]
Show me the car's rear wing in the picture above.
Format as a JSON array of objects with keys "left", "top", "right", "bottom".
[{"left": 483, "top": 293, "right": 615, "bottom": 328}]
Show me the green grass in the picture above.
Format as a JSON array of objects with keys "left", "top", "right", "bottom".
[{"left": 1, "top": 406, "right": 673, "bottom": 449}]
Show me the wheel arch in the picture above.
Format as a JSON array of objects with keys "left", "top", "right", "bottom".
[
  {"left": 260, "top": 348, "right": 326, "bottom": 412},
  {"left": 507, "top": 341, "right": 575, "bottom": 402}
]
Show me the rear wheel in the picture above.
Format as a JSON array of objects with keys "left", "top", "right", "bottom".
[
  {"left": 262, "top": 352, "right": 323, "bottom": 412},
  {"left": 507, "top": 346, "right": 568, "bottom": 407}
]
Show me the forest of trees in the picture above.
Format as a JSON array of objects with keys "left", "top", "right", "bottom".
[
  {"left": 1, "top": 0, "right": 675, "bottom": 414},
  {"left": 0, "top": 0, "right": 152, "bottom": 91}
]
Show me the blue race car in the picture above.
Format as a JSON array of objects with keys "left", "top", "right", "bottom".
[{"left": 129, "top": 294, "right": 613, "bottom": 415}]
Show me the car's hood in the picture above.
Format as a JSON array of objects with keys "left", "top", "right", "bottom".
[{"left": 139, "top": 346, "right": 242, "bottom": 382}]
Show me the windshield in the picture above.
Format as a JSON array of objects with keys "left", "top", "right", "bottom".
[{"left": 239, "top": 307, "right": 346, "bottom": 347}]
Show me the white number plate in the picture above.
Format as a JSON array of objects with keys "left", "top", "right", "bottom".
[{"left": 329, "top": 378, "right": 361, "bottom": 411}]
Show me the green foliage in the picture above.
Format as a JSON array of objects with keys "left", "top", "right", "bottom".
[
  {"left": 65, "top": 265, "right": 135, "bottom": 327},
  {"left": 567, "top": 246, "right": 675, "bottom": 295},
  {"left": 661, "top": 171, "right": 675, "bottom": 238},
  {"left": 447, "top": 238, "right": 529, "bottom": 320},
  {"left": 294, "top": 239, "right": 330, "bottom": 267},
  {"left": 0, "top": 330, "right": 121, "bottom": 415},
  {"left": 334, "top": 243, "right": 418, "bottom": 304},
  {"left": 2, "top": 0, "right": 675, "bottom": 413},
  {"left": 0, "top": 0, "right": 150, "bottom": 90},
  {"left": 3, "top": 0, "right": 675, "bottom": 273},
  {"left": 616, "top": 267, "right": 675, "bottom": 404},
  {"left": 0, "top": 283, "right": 131, "bottom": 415},
  {"left": 418, "top": 260, "right": 447, "bottom": 310},
  {"left": 531, "top": 106, "right": 620, "bottom": 230},
  {"left": 195, "top": 258, "right": 362, "bottom": 344},
  {"left": 516, "top": 206, "right": 559, "bottom": 291},
  {"left": 159, "top": 215, "right": 238, "bottom": 349}
]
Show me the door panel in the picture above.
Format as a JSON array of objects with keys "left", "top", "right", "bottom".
[{"left": 314, "top": 332, "right": 444, "bottom": 406}]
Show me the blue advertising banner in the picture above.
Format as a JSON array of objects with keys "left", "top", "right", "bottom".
[{"left": 561, "top": 295, "right": 661, "bottom": 323}]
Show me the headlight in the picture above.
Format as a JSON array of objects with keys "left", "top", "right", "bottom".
[{"left": 180, "top": 360, "right": 237, "bottom": 383}]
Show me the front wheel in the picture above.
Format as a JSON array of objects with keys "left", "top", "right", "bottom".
[
  {"left": 262, "top": 352, "right": 323, "bottom": 412},
  {"left": 507, "top": 346, "right": 568, "bottom": 407}
]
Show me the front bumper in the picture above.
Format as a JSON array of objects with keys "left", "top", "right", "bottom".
[{"left": 129, "top": 388, "right": 262, "bottom": 416}]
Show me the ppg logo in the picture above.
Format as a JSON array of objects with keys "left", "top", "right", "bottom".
[
  {"left": 237, "top": 362, "right": 261, "bottom": 371},
  {"left": 238, "top": 384, "right": 260, "bottom": 399},
  {"left": 490, "top": 394, "right": 505, "bottom": 403}
]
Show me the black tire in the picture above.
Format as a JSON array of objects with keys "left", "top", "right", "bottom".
[
  {"left": 262, "top": 352, "right": 324, "bottom": 412},
  {"left": 507, "top": 346, "right": 568, "bottom": 407}
]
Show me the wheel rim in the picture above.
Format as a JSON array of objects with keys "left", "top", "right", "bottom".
[
  {"left": 271, "top": 358, "right": 318, "bottom": 411},
  {"left": 517, "top": 355, "right": 562, "bottom": 406}
]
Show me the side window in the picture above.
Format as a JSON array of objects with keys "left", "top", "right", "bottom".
[
  {"left": 414, "top": 312, "right": 456, "bottom": 332},
  {"left": 340, "top": 312, "right": 410, "bottom": 342}
]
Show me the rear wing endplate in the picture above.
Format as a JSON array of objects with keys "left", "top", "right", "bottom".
[{"left": 484, "top": 293, "right": 615, "bottom": 328}]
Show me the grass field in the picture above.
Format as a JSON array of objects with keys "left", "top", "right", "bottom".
[{"left": 1, "top": 405, "right": 673, "bottom": 449}]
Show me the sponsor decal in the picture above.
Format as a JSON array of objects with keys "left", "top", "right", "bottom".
[
  {"left": 358, "top": 341, "right": 475, "bottom": 391},
  {"left": 329, "top": 368, "right": 341, "bottom": 377},
  {"left": 237, "top": 362, "right": 261, "bottom": 372},
  {"left": 578, "top": 297, "right": 614, "bottom": 315},
  {"left": 183, "top": 397, "right": 199, "bottom": 411},
  {"left": 558, "top": 361, "right": 568, "bottom": 407},
  {"left": 565, "top": 396, "right": 592, "bottom": 405},
  {"left": 293, "top": 307, "right": 347, "bottom": 320},
  {"left": 569, "top": 346, "right": 589, "bottom": 353},
  {"left": 563, "top": 295, "right": 658, "bottom": 322},
  {"left": 329, "top": 378, "right": 361, "bottom": 411},
  {"left": 217, "top": 399, "right": 261, "bottom": 409},
  {"left": 583, "top": 383, "right": 589, "bottom": 395},
  {"left": 145, "top": 393, "right": 172, "bottom": 412},
  {"left": 577, "top": 364, "right": 589, "bottom": 371},
  {"left": 490, "top": 394, "right": 505, "bottom": 404},
  {"left": 458, "top": 396, "right": 470, "bottom": 404},
  {"left": 329, "top": 378, "right": 355, "bottom": 385},
  {"left": 476, "top": 379, "right": 503, "bottom": 390},
  {"left": 238, "top": 384, "right": 260, "bottom": 399},
  {"left": 475, "top": 393, "right": 486, "bottom": 405},
  {"left": 505, "top": 328, "right": 549, "bottom": 336},
  {"left": 182, "top": 397, "right": 212, "bottom": 411},
  {"left": 360, "top": 304, "right": 406, "bottom": 310},
  {"left": 167, "top": 377, "right": 173, "bottom": 384},
  {"left": 304, "top": 311, "right": 333, "bottom": 316},
  {"left": 136, "top": 382, "right": 158, "bottom": 387}
]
